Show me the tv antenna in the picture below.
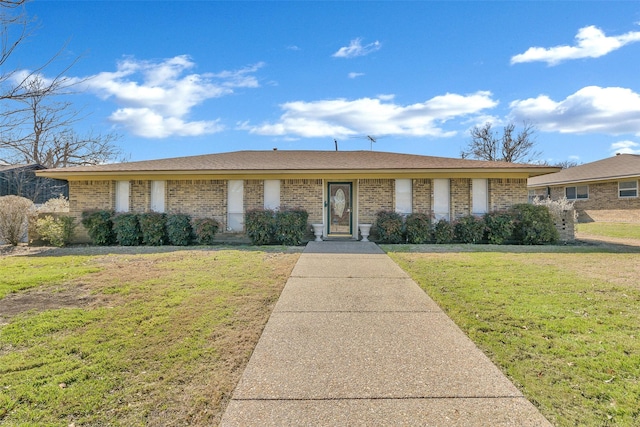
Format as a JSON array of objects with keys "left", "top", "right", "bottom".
[{"left": 350, "top": 135, "right": 382, "bottom": 151}]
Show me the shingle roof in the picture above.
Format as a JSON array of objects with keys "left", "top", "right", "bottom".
[
  {"left": 36, "top": 150, "right": 558, "bottom": 179},
  {"left": 528, "top": 154, "right": 640, "bottom": 187}
]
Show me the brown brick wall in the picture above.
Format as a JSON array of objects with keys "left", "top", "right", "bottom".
[
  {"left": 166, "top": 180, "right": 226, "bottom": 227},
  {"left": 358, "top": 179, "right": 394, "bottom": 223},
  {"left": 412, "top": 179, "right": 432, "bottom": 214},
  {"left": 281, "top": 179, "right": 323, "bottom": 223},
  {"left": 451, "top": 178, "right": 471, "bottom": 219},
  {"left": 131, "top": 180, "right": 149, "bottom": 213},
  {"left": 546, "top": 182, "right": 640, "bottom": 223},
  {"left": 489, "top": 178, "right": 528, "bottom": 212},
  {"left": 245, "top": 180, "right": 264, "bottom": 212},
  {"left": 68, "top": 180, "right": 114, "bottom": 243}
]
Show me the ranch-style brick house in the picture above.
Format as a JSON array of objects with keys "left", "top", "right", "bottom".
[
  {"left": 37, "top": 150, "right": 559, "bottom": 242},
  {"left": 528, "top": 154, "right": 640, "bottom": 223}
]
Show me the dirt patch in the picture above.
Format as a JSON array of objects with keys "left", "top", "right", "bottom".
[{"left": 0, "top": 285, "right": 96, "bottom": 323}]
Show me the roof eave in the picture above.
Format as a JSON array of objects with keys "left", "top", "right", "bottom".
[{"left": 37, "top": 166, "right": 557, "bottom": 180}]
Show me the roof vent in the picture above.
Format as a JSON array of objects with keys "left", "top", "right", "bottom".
[{"left": 616, "top": 152, "right": 621, "bottom": 156}]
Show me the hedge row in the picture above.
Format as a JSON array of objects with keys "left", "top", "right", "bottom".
[
  {"left": 374, "top": 204, "right": 559, "bottom": 245},
  {"left": 245, "top": 208, "right": 309, "bottom": 246},
  {"left": 81, "top": 211, "right": 220, "bottom": 246}
]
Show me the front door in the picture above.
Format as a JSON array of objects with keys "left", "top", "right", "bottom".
[{"left": 328, "top": 182, "right": 352, "bottom": 236}]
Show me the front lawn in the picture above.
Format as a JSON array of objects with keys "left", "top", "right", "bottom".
[
  {"left": 0, "top": 247, "right": 299, "bottom": 426},
  {"left": 577, "top": 222, "right": 640, "bottom": 240},
  {"left": 387, "top": 246, "right": 640, "bottom": 427}
]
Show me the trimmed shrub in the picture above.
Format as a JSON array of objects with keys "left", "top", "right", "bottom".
[
  {"left": 509, "top": 204, "right": 559, "bottom": 245},
  {"left": 433, "top": 219, "right": 455, "bottom": 244},
  {"left": 454, "top": 215, "right": 485, "bottom": 244},
  {"left": 166, "top": 213, "right": 193, "bottom": 246},
  {"left": 245, "top": 209, "right": 276, "bottom": 245},
  {"left": 374, "top": 210, "right": 405, "bottom": 243},
  {"left": 81, "top": 210, "right": 116, "bottom": 245},
  {"left": 112, "top": 213, "right": 142, "bottom": 246},
  {"left": 138, "top": 212, "right": 167, "bottom": 246},
  {"left": 405, "top": 212, "right": 432, "bottom": 244},
  {"left": 36, "top": 215, "right": 76, "bottom": 247},
  {"left": 275, "top": 208, "right": 309, "bottom": 246},
  {"left": 193, "top": 218, "right": 220, "bottom": 245},
  {"left": 0, "top": 195, "right": 34, "bottom": 246},
  {"left": 483, "top": 211, "right": 514, "bottom": 245}
]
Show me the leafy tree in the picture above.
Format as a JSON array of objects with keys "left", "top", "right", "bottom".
[{"left": 461, "top": 121, "right": 540, "bottom": 163}]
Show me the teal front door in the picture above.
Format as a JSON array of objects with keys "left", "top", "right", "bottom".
[{"left": 328, "top": 182, "right": 352, "bottom": 235}]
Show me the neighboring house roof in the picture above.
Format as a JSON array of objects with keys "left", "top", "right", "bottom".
[
  {"left": 529, "top": 154, "right": 640, "bottom": 187},
  {"left": 0, "top": 164, "right": 46, "bottom": 172},
  {"left": 36, "top": 150, "right": 559, "bottom": 180}
]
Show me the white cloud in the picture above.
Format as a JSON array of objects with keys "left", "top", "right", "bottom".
[
  {"left": 242, "top": 92, "right": 497, "bottom": 139},
  {"left": 610, "top": 140, "right": 640, "bottom": 155},
  {"left": 511, "top": 25, "right": 640, "bottom": 65},
  {"left": 510, "top": 86, "right": 640, "bottom": 135},
  {"left": 348, "top": 72, "right": 365, "bottom": 79},
  {"left": 79, "top": 55, "right": 263, "bottom": 138},
  {"left": 332, "top": 38, "right": 381, "bottom": 58}
]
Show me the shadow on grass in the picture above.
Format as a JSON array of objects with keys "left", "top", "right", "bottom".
[
  {"left": 380, "top": 239, "right": 640, "bottom": 254},
  {"left": 9, "top": 243, "right": 306, "bottom": 258}
]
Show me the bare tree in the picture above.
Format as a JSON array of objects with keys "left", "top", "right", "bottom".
[
  {"left": 461, "top": 121, "right": 541, "bottom": 163},
  {"left": 554, "top": 160, "right": 580, "bottom": 169},
  {"left": 0, "top": 1, "right": 121, "bottom": 168},
  {"left": 0, "top": 75, "right": 121, "bottom": 168}
]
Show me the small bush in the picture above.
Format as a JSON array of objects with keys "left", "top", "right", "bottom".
[
  {"left": 81, "top": 210, "right": 116, "bottom": 245},
  {"left": 138, "top": 212, "right": 167, "bottom": 246},
  {"left": 483, "top": 211, "right": 514, "bottom": 245},
  {"left": 275, "top": 208, "right": 309, "bottom": 246},
  {"left": 433, "top": 219, "right": 455, "bottom": 244},
  {"left": 245, "top": 209, "right": 276, "bottom": 245},
  {"left": 38, "top": 195, "right": 70, "bottom": 213},
  {"left": 0, "top": 195, "right": 34, "bottom": 246},
  {"left": 112, "top": 213, "right": 141, "bottom": 246},
  {"left": 405, "top": 213, "right": 432, "bottom": 244},
  {"left": 166, "top": 213, "right": 193, "bottom": 246},
  {"left": 454, "top": 215, "right": 485, "bottom": 244},
  {"left": 374, "top": 210, "right": 405, "bottom": 243},
  {"left": 193, "top": 218, "right": 220, "bottom": 245},
  {"left": 510, "top": 204, "right": 559, "bottom": 245},
  {"left": 36, "top": 215, "right": 76, "bottom": 247}
]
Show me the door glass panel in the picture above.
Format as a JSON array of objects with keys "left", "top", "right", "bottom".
[{"left": 329, "top": 183, "right": 351, "bottom": 234}]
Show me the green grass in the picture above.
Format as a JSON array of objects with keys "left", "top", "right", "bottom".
[
  {"left": 0, "top": 256, "right": 100, "bottom": 299},
  {"left": 388, "top": 247, "right": 640, "bottom": 427},
  {"left": 0, "top": 249, "right": 298, "bottom": 426},
  {"left": 577, "top": 222, "right": 640, "bottom": 240}
]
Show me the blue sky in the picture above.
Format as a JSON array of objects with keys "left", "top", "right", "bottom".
[{"left": 13, "top": 1, "right": 640, "bottom": 164}]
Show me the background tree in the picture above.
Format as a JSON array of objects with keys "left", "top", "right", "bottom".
[
  {"left": 461, "top": 121, "right": 541, "bottom": 163},
  {"left": 554, "top": 159, "right": 580, "bottom": 169},
  {"left": 0, "top": 1, "right": 121, "bottom": 168},
  {"left": 0, "top": 75, "right": 121, "bottom": 167}
]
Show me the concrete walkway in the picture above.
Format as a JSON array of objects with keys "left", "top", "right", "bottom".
[{"left": 220, "top": 241, "right": 552, "bottom": 426}]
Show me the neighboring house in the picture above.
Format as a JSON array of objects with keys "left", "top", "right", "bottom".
[
  {"left": 0, "top": 164, "right": 69, "bottom": 204},
  {"left": 528, "top": 153, "right": 640, "bottom": 223},
  {"left": 36, "top": 150, "right": 558, "bottom": 242}
]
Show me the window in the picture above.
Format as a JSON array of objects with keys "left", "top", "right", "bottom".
[
  {"left": 433, "top": 179, "right": 450, "bottom": 221},
  {"left": 150, "top": 181, "right": 165, "bottom": 212},
  {"left": 395, "top": 179, "right": 412, "bottom": 215},
  {"left": 264, "top": 180, "right": 280, "bottom": 210},
  {"left": 472, "top": 179, "right": 488, "bottom": 215},
  {"left": 227, "top": 180, "right": 244, "bottom": 232},
  {"left": 565, "top": 185, "right": 588, "bottom": 200},
  {"left": 115, "top": 181, "right": 130, "bottom": 212},
  {"left": 619, "top": 180, "right": 638, "bottom": 198}
]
